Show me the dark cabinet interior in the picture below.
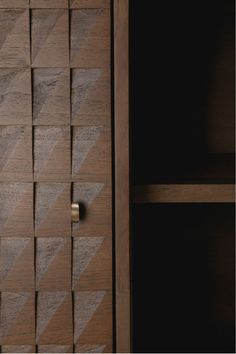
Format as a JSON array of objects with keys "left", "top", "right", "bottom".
[{"left": 130, "top": 0, "right": 235, "bottom": 352}]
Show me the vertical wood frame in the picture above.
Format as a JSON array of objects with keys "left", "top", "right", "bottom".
[{"left": 114, "top": 0, "right": 130, "bottom": 352}]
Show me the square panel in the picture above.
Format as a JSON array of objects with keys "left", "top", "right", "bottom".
[
  {"left": 0, "top": 126, "right": 32, "bottom": 181},
  {"left": 34, "top": 126, "right": 71, "bottom": 181},
  {"left": 72, "top": 236, "right": 112, "bottom": 291},
  {"left": 0, "top": 238, "right": 34, "bottom": 291},
  {"left": 72, "top": 126, "right": 111, "bottom": 182},
  {"left": 0, "top": 292, "right": 35, "bottom": 345},
  {"left": 30, "top": 0, "right": 68, "bottom": 8},
  {"left": 31, "top": 9, "right": 69, "bottom": 67},
  {"left": 71, "top": 68, "right": 110, "bottom": 126},
  {"left": 36, "top": 238, "right": 71, "bottom": 291},
  {"left": 35, "top": 183, "right": 71, "bottom": 237},
  {"left": 74, "top": 291, "right": 112, "bottom": 352},
  {"left": 70, "top": 0, "right": 110, "bottom": 8},
  {"left": 72, "top": 182, "right": 112, "bottom": 237},
  {"left": 33, "top": 69, "right": 70, "bottom": 125},
  {"left": 0, "top": 10, "right": 30, "bottom": 67},
  {"left": 70, "top": 9, "right": 109, "bottom": 68},
  {"left": 0, "top": 183, "right": 34, "bottom": 237},
  {"left": 0, "top": 68, "right": 31, "bottom": 125},
  {"left": 36, "top": 292, "right": 73, "bottom": 345},
  {"left": 0, "top": 1, "right": 29, "bottom": 8}
]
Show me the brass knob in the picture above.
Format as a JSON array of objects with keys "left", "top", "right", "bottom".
[{"left": 71, "top": 202, "right": 80, "bottom": 223}]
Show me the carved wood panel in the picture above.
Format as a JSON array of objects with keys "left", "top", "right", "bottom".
[{"left": 0, "top": 1, "right": 112, "bottom": 352}]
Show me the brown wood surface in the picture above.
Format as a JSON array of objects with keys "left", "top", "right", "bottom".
[
  {"left": 134, "top": 184, "right": 235, "bottom": 203},
  {"left": 0, "top": 1, "right": 113, "bottom": 352},
  {"left": 114, "top": 0, "right": 130, "bottom": 352}
]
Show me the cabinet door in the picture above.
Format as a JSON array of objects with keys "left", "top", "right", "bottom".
[{"left": 0, "top": 1, "right": 112, "bottom": 352}]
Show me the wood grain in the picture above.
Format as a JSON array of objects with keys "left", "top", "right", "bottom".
[
  {"left": 34, "top": 126, "right": 71, "bottom": 181},
  {"left": 33, "top": 68, "right": 70, "bottom": 125},
  {"left": 134, "top": 184, "right": 235, "bottom": 203},
  {"left": 0, "top": 68, "right": 31, "bottom": 125},
  {"left": 0, "top": 183, "right": 34, "bottom": 237},
  {"left": 30, "top": 0, "right": 68, "bottom": 8},
  {"left": 70, "top": 8, "right": 109, "bottom": 68},
  {"left": 35, "top": 183, "right": 71, "bottom": 237},
  {"left": 72, "top": 68, "right": 110, "bottom": 126},
  {"left": 0, "top": 9, "right": 30, "bottom": 67},
  {"left": 0, "top": 1, "right": 29, "bottom": 8},
  {"left": 70, "top": 0, "right": 110, "bottom": 8},
  {"left": 114, "top": 0, "right": 130, "bottom": 352},
  {"left": 1, "top": 346, "right": 35, "bottom": 353},
  {"left": 31, "top": 9, "right": 69, "bottom": 67},
  {"left": 0, "top": 126, "right": 32, "bottom": 182}
]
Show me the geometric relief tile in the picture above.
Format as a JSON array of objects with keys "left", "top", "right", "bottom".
[
  {"left": 0, "top": 126, "right": 32, "bottom": 181},
  {"left": 0, "top": 10, "right": 30, "bottom": 67},
  {"left": 34, "top": 126, "right": 71, "bottom": 181},
  {"left": 72, "top": 237, "right": 104, "bottom": 290},
  {"left": 0, "top": 292, "right": 35, "bottom": 345},
  {"left": 70, "top": 9, "right": 109, "bottom": 68},
  {"left": 0, "top": 1, "right": 29, "bottom": 8},
  {"left": 70, "top": 0, "right": 110, "bottom": 8},
  {"left": 36, "top": 292, "right": 73, "bottom": 345},
  {"left": 75, "top": 344, "right": 106, "bottom": 353},
  {"left": 72, "top": 126, "right": 111, "bottom": 182},
  {"left": 0, "top": 238, "right": 34, "bottom": 291},
  {"left": 30, "top": 0, "right": 68, "bottom": 8},
  {"left": 35, "top": 183, "right": 71, "bottom": 237},
  {"left": 38, "top": 345, "right": 73, "bottom": 353},
  {"left": 36, "top": 238, "right": 71, "bottom": 291},
  {"left": 1, "top": 346, "right": 35, "bottom": 353},
  {"left": 74, "top": 291, "right": 112, "bottom": 351},
  {"left": 73, "top": 237, "right": 111, "bottom": 291},
  {"left": 33, "top": 69, "right": 70, "bottom": 125},
  {"left": 31, "top": 9, "right": 69, "bottom": 67},
  {"left": 0, "top": 69, "right": 31, "bottom": 125},
  {"left": 72, "top": 183, "right": 112, "bottom": 237},
  {"left": 0, "top": 183, "right": 34, "bottom": 237},
  {"left": 71, "top": 68, "right": 110, "bottom": 126}
]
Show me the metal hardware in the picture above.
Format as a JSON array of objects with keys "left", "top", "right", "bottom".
[{"left": 71, "top": 202, "right": 80, "bottom": 223}]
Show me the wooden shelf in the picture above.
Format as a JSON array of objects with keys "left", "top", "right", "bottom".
[{"left": 133, "top": 184, "right": 235, "bottom": 203}]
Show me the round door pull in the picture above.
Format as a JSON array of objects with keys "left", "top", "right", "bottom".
[{"left": 71, "top": 202, "right": 80, "bottom": 223}]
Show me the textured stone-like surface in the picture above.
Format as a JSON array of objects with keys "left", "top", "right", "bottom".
[
  {"left": 33, "top": 68, "right": 70, "bottom": 125},
  {"left": 0, "top": 68, "right": 31, "bottom": 125},
  {"left": 1, "top": 346, "right": 35, "bottom": 353},
  {"left": 34, "top": 126, "right": 70, "bottom": 181},
  {"left": 35, "top": 183, "right": 71, "bottom": 237},
  {"left": 36, "top": 292, "right": 73, "bottom": 344},
  {"left": 0, "top": 10, "right": 30, "bottom": 67},
  {"left": 74, "top": 291, "right": 106, "bottom": 343},
  {"left": 70, "top": 9, "right": 109, "bottom": 68},
  {"left": 72, "top": 182, "right": 112, "bottom": 237},
  {"left": 70, "top": 0, "right": 109, "bottom": 8},
  {"left": 0, "top": 1, "right": 29, "bottom": 8},
  {"left": 36, "top": 238, "right": 71, "bottom": 290},
  {"left": 32, "top": 9, "right": 69, "bottom": 67},
  {"left": 0, "top": 126, "right": 32, "bottom": 181},
  {"left": 38, "top": 345, "right": 73, "bottom": 353},
  {"left": 0, "top": 183, "right": 33, "bottom": 237},
  {"left": 73, "top": 237, "right": 104, "bottom": 289},
  {"left": 0, "top": 292, "right": 35, "bottom": 344},
  {"left": 0, "top": 238, "right": 34, "bottom": 291},
  {"left": 31, "top": 0, "right": 68, "bottom": 8},
  {"left": 72, "top": 68, "right": 110, "bottom": 126}
]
